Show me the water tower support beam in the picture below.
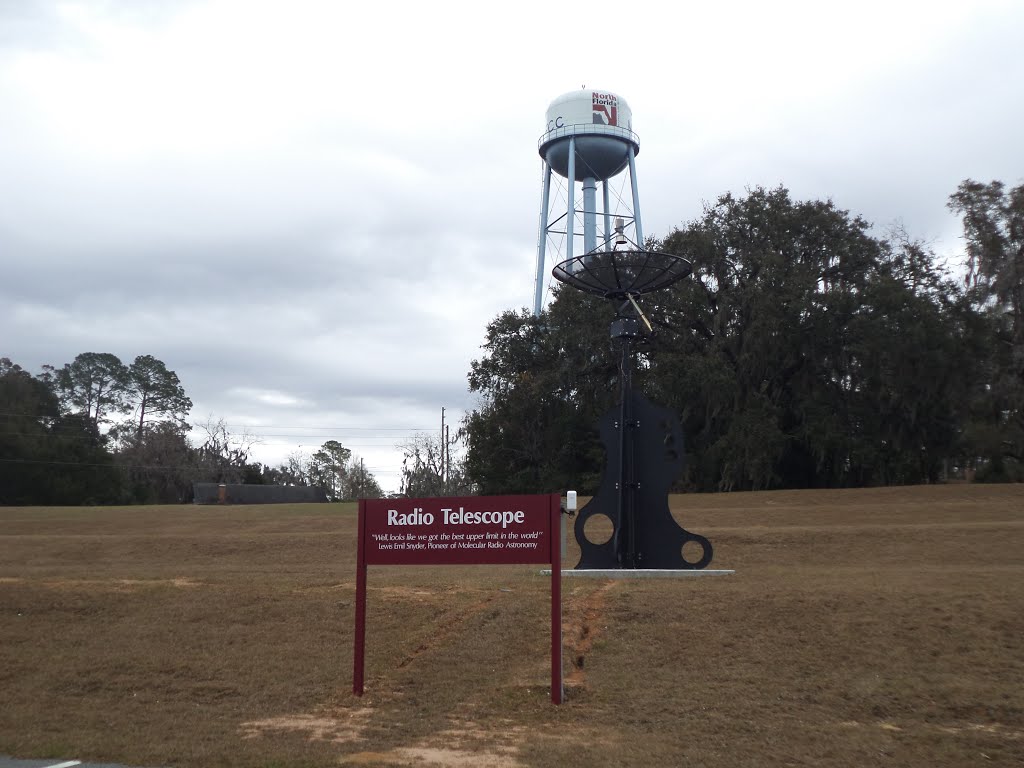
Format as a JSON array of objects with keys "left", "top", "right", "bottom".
[
  {"left": 534, "top": 162, "right": 553, "bottom": 317},
  {"left": 627, "top": 147, "right": 643, "bottom": 246}
]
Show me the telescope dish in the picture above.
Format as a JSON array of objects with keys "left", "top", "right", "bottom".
[{"left": 551, "top": 249, "right": 692, "bottom": 300}]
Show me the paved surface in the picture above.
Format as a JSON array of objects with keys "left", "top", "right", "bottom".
[
  {"left": 0, "top": 756, "right": 152, "bottom": 768},
  {"left": 540, "top": 567, "right": 736, "bottom": 577}
]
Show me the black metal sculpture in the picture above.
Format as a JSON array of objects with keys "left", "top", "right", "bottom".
[{"left": 552, "top": 248, "right": 714, "bottom": 569}]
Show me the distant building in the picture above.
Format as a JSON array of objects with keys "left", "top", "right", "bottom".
[{"left": 192, "top": 483, "right": 328, "bottom": 505}]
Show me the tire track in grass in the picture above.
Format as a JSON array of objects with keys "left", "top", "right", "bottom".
[
  {"left": 396, "top": 593, "right": 497, "bottom": 669},
  {"left": 563, "top": 581, "right": 618, "bottom": 688}
]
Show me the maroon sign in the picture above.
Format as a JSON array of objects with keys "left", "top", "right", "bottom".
[
  {"left": 354, "top": 493, "right": 562, "bottom": 704},
  {"left": 361, "top": 494, "right": 555, "bottom": 566}
]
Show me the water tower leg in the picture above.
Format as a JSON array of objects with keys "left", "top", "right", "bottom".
[
  {"left": 627, "top": 147, "right": 643, "bottom": 245},
  {"left": 566, "top": 137, "right": 576, "bottom": 265},
  {"left": 534, "top": 163, "right": 553, "bottom": 317}
]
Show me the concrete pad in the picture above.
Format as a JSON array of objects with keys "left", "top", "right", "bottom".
[{"left": 540, "top": 568, "right": 735, "bottom": 578}]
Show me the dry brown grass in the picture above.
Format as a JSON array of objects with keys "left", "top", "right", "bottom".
[{"left": 1, "top": 484, "right": 1022, "bottom": 767}]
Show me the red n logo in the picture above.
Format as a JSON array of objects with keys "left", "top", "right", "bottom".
[{"left": 592, "top": 102, "right": 618, "bottom": 126}]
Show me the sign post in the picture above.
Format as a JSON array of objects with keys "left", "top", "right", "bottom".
[{"left": 353, "top": 493, "right": 562, "bottom": 704}]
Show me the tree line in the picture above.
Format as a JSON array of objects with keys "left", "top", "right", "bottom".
[
  {"left": 0, "top": 353, "right": 387, "bottom": 504},
  {"left": 6, "top": 179, "right": 1019, "bottom": 503},
  {"left": 462, "top": 180, "right": 1023, "bottom": 493}
]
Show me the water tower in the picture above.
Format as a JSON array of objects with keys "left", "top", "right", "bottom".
[{"left": 533, "top": 89, "right": 644, "bottom": 316}]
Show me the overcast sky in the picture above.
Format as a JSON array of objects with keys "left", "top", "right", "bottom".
[{"left": 2, "top": 0, "right": 1022, "bottom": 493}]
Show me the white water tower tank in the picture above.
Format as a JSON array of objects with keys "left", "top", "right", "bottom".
[
  {"left": 539, "top": 90, "right": 638, "bottom": 181},
  {"left": 533, "top": 89, "right": 645, "bottom": 315}
]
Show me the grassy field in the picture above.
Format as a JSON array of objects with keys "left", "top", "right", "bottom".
[{"left": 1, "top": 484, "right": 1022, "bottom": 767}]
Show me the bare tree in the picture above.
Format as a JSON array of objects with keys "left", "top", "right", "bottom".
[
  {"left": 193, "top": 417, "right": 261, "bottom": 484},
  {"left": 398, "top": 430, "right": 473, "bottom": 497}
]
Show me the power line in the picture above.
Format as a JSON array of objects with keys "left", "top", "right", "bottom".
[
  {"left": 0, "top": 411, "right": 457, "bottom": 480},
  {"left": 209, "top": 423, "right": 435, "bottom": 431},
  {"left": 1, "top": 410, "right": 452, "bottom": 425},
  {"left": 0, "top": 430, "right": 425, "bottom": 449},
  {"left": 0, "top": 410, "right": 441, "bottom": 432},
  {"left": 0, "top": 456, "right": 401, "bottom": 474}
]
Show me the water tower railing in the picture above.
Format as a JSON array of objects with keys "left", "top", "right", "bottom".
[{"left": 537, "top": 124, "right": 640, "bottom": 151}]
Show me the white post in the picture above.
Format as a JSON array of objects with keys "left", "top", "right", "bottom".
[{"left": 562, "top": 491, "right": 577, "bottom": 561}]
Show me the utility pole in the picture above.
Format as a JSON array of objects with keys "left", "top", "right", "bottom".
[{"left": 440, "top": 406, "right": 446, "bottom": 489}]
